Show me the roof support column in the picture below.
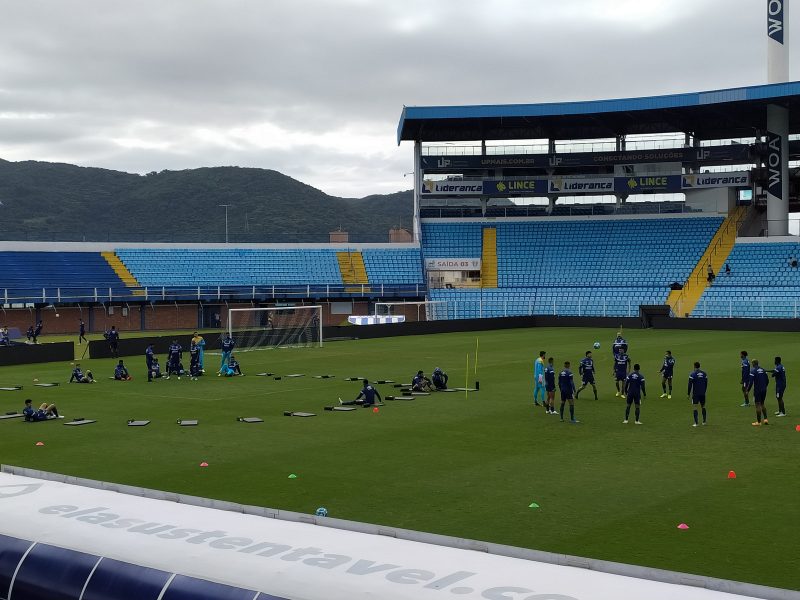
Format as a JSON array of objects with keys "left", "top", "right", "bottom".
[
  {"left": 616, "top": 135, "right": 626, "bottom": 152},
  {"left": 413, "top": 141, "right": 422, "bottom": 243},
  {"left": 548, "top": 139, "right": 556, "bottom": 154},
  {"left": 766, "top": 104, "right": 789, "bottom": 236}
]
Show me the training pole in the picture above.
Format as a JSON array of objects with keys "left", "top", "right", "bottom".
[{"left": 465, "top": 354, "right": 469, "bottom": 400}]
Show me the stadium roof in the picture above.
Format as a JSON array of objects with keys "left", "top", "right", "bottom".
[{"left": 397, "top": 81, "right": 800, "bottom": 144}]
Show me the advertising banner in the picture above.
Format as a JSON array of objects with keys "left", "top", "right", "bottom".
[
  {"left": 768, "top": 0, "right": 785, "bottom": 44},
  {"left": 548, "top": 177, "right": 614, "bottom": 194},
  {"left": 483, "top": 179, "right": 547, "bottom": 196},
  {"left": 422, "top": 180, "right": 484, "bottom": 196},
  {"left": 614, "top": 175, "right": 683, "bottom": 194},
  {"left": 420, "top": 146, "right": 751, "bottom": 171},
  {"left": 766, "top": 130, "right": 783, "bottom": 200},
  {"left": 682, "top": 172, "right": 751, "bottom": 189}
]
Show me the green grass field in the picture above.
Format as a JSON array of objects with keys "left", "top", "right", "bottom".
[{"left": 1, "top": 326, "right": 798, "bottom": 590}]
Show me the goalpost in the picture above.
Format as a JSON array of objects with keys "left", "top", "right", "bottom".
[
  {"left": 227, "top": 305, "right": 323, "bottom": 352},
  {"left": 374, "top": 300, "right": 448, "bottom": 322}
]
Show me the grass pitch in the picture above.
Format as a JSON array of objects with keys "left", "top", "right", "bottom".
[{"left": 0, "top": 326, "right": 798, "bottom": 590}]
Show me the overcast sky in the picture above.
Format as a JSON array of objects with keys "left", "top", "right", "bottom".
[{"left": 0, "top": 0, "right": 796, "bottom": 197}]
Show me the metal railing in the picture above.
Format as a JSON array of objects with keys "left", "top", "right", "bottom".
[
  {"left": 689, "top": 297, "right": 800, "bottom": 319},
  {"left": 420, "top": 202, "right": 698, "bottom": 219},
  {"left": 1, "top": 284, "right": 426, "bottom": 305}
]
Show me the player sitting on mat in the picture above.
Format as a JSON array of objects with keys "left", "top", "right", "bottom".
[
  {"left": 69, "top": 364, "right": 94, "bottom": 383},
  {"left": 150, "top": 357, "right": 163, "bottom": 379},
  {"left": 340, "top": 379, "right": 382, "bottom": 407},
  {"left": 432, "top": 367, "right": 449, "bottom": 390},
  {"left": 412, "top": 370, "right": 433, "bottom": 392},
  {"left": 22, "top": 398, "right": 61, "bottom": 421},
  {"left": 113, "top": 359, "right": 132, "bottom": 381},
  {"left": 222, "top": 355, "right": 243, "bottom": 377}
]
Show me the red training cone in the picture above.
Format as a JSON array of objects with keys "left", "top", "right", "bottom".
[
  {"left": 35, "top": 441, "right": 44, "bottom": 447},
  {"left": 727, "top": 470, "right": 736, "bottom": 479},
  {"left": 677, "top": 523, "right": 689, "bottom": 530},
  {"left": 796, "top": 425, "right": 800, "bottom": 432},
  {"left": 199, "top": 462, "right": 209, "bottom": 467},
  {"left": 372, "top": 407, "right": 379, "bottom": 413}
]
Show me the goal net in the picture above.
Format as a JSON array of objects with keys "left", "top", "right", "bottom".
[
  {"left": 227, "top": 305, "right": 323, "bottom": 353},
  {"left": 374, "top": 300, "right": 448, "bottom": 322}
]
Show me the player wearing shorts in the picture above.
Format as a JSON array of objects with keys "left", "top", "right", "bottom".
[
  {"left": 613, "top": 351, "right": 630, "bottom": 397},
  {"left": 740, "top": 350, "right": 751, "bottom": 407},
  {"left": 688, "top": 361, "right": 708, "bottom": 427},
  {"left": 576, "top": 351, "right": 598, "bottom": 401},
  {"left": 623, "top": 364, "right": 646, "bottom": 425},
  {"left": 544, "top": 357, "right": 556, "bottom": 415},
  {"left": 533, "top": 350, "right": 546, "bottom": 406},
  {"left": 659, "top": 350, "right": 675, "bottom": 398},
  {"left": 771, "top": 356, "right": 787, "bottom": 417},
  {"left": 612, "top": 333, "right": 628, "bottom": 358},
  {"left": 747, "top": 359, "right": 769, "bottom": 426},
  {"left": 558, "top": 361, "right": 578, "bottom": 423}
]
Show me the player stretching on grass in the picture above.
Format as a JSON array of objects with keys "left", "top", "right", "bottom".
[
  {"left": 688, "top": 361, "right": 708, "bottom": 427},
  {"left": 771, "top": 356, "right": 787, "bottom": 417},
  {"left": 747, "top": 359, "right": 769, "bottom": 426},
  {"left": 623, "top": 364, "right": 646, "bottom": 425},
  {"left": 340, "top": 379, "right": 382, "bottom": 407},
  {"left": 533, "top": 350, "right": 546, "bottom": 406},
  {"left": 659, "top": 350, "right": 675, "bottom": 398},
  {"left": 576, "top": 350, "right": 598, "bottom": 400},
  {"left": 558, "top": 361, "right": 578, "bottom": 423},
  {"left": 544, "top": 357, "right": 556, "bottom": 415},
  {"left": 740, "top": 350, "right": 751, "bottom": 407},
  {"left": 613, "top": 349, "right": 630, "bottom": 398}
]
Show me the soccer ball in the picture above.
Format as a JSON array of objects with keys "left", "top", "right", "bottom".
[
  {"left": 55, "top": 313, "right": 60, "bottom": 317},
  {"left": 593, "top": 342, "right": 600, "bottom": 349},
  {"left": 315, "top": 507, "right": 328, "bottom": 517}
]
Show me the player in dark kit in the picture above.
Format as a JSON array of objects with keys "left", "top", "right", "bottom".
[
  {"left": 544, "top": 357, "right": 557, "bottom": 415},
  {"left": 78, "top": 319, "right": 87, "bottom": 345},
  {"left": 739, "top": 350, "right": 751, "bottom": 407},
  {"left": 747, "top": 359, "right": 769, "bottom": 426},
  {"left": 340, "top": 379, "right": 382, "bottom": 407},
  {"left": 576, "top": 351, "right": 598, "bottom": 401},
  {"left": 613, "top": 350, "right": 630, "bottom": 398},
  {"left": 687, "top": 361, "right": 708, "bottom": 427},
  {"left": 558, "top": 361, "right": 578, "bottom": 423},
  {"left": 659, "top": 350, "right": 675, "bottom": 398},
  {"left": 105, "top": 326, "right": 120, "bottom": 358},
  {"left": 166, "top": 340, "right": 182, "bottom": 379},
  {"left": 771, "top": 356, "right": 787, "bottom": 417},
  {"left": 612, "top": 332, "right": 628, "bottom": 358},
  {"left": 189, "top": 343, "right": 201, "bottom": 380},
  {"left": 623, "top": 364, "right": 646, "bottom": 425},
  {"left": 145, "top": 343, "right": 155, "bottom": 382}
]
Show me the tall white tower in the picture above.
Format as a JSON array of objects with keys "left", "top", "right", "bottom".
[{"left": 766, "top": 0, "right": 789, "bottom": 236}]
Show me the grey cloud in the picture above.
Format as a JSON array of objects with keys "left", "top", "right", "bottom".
[{"left": 0, "top": 0, "right": 794, "bottom": 196}]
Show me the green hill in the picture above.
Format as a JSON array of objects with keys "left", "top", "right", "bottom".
[{"left": 0, "top": 159, "right": 414, "bottom": 243}]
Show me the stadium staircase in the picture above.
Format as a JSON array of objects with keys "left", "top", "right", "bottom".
[
  {"left": 101, "top": 252, "right": 145, "bottom": 295},
  {"left": 667, "top": 206, "right": 747, "bottom": 317},
  {"left": 480, "top": 227, "right": 498, "bottom": 288},
  {"left": 336, "top": 251, "right": 369, "bottom": 291}
]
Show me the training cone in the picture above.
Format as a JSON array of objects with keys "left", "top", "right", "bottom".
[
  {"left": 796, "top": 425, "right": 800, "bottom": 432},
  {"left": 35, "top": 441, "right": 44, "bottom": 447},
  {"left": 199, "top": 462, "right": 209, "bottom": 467},
  {"left": 372, "top": 406, "right": 379, "bottom": 413},
  {"left": 677, "top": 523, "right": 689, "bottom": 530},
  {"left": 528, "top": 502, "right": 540, "bottom": 509},
  {"left": 728, "top": 470, "right": 736, "bottom": 479},
  {"left": 288, "top": 474, "right": 297, "bottom": 479}
]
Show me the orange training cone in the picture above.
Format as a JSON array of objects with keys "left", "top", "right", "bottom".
[
  {"left": 35, "top": 441, "right": 44, "bottom": 447},
  {"left": 728, "top": 470, "right": 736, "bottom": 479}
]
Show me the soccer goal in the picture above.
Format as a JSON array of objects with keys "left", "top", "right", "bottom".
[
  {"left": 227, "top": 305, "right": 323, "bottom": 352},
  {"left": 374, "top": 300, "right": 448, "bottom": 322}
]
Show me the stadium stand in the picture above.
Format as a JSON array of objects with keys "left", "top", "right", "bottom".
[
  {"left": 0, "top": 252, "right": 127, "bottom": 299},
  {"left": 362, "top": 248, "right": 424, "bottom": 285},
  {"left": 692, "top": 241, "right": 800, "bottom": 318},
  {"left": 424, "top": 216, "right": 725, "bottom": 318}
]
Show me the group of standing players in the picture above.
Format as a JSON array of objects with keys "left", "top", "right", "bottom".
[
  {"left": 533, "top": 333, "right": 788, "bottom": 427},
  {"left": 533, "top": 333, "right": 712, "bottom": 426}
]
